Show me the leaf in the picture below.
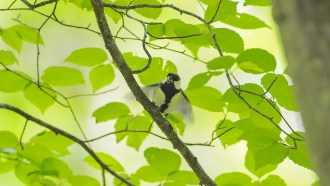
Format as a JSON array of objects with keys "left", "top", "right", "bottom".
[
  {"left": 89, "top": 64, "right": 115, "bottom": 92},
  {"left": 204, "top": 0, "right": 238, "bottom": 22},
  {"left": 104, "top": 7, "right": 122, "bottom": 23},
  {"left": 0, "top": 158, "right": 17, "bottom": 174},
  {"left": 0, "top": 50, "right": 18, "bottom": 65},
  {"left": 68, "top": 175, "right": 100, "bottom": 186},
  {"left": 115, "top": 115, "right": 152, "bottom": 150},
  {"left": 0, "top": 131, "right": 18, "bottom": 149},
  {"left": 187, "top": 72, "right": 213, "bottom": 90},
  {"left": 261, "top": 175, "right": 286, "bottom": 186},
  {"left": 135, "top": 166, "right": 162, "bottom": 182},
  {"left": 261, "top": 73, "right": 298, "bottom": 111},
  {"left": 215, "top": 120, "right": 243, "bottom": 148},
  {"left": 244, "top": 0, "right": 272, "bottom": 6},
  {"left": 126, "top": 116, "right": 152, "bottom": 150},
  {"left": 147, "top": 23, "right": 165, "bottom": 41},
  {"left": 237, "top": 48, "right": 276, "bottom": 74},
  {"left": 214, "top": 28, "right": 244, "bottom": 54},
  {"left": 220, "top": 13, "right": 270, "bottom": 29},
  {"left": 245, "top": 150, "right": 277, "bottom": 177},
  {"left": 167, "top": 113, "right": 186, "bottom": 135},
  {"left": 14, "top": 163, "right": 39, "bottom": 184},
  {"left": 92, "top": 102, "right": 130, "bottom": 123},
  {"left": 286, "top": 133, "right": 313, "bottom": 170},
  {"left": 11, "top": 25, "right": 43, "bottom": 44},
  {"left": 166, "top": 171, "right": 199, "bottom": 185},
  {"left": 65, "top": 48, "right": 108, "bottom": 67},
  {"left": 185, "top": 86, "right": 224, "bottom": 112},
  {"left": 207, "top": 56, "right": 236, "bottom": 70},
  {"left": 84, "top": 152, "right": 125, "bottom": 172},
  {"left": 122, "top": 52, "right": 148, "bottom": 71},
  {"left": 138, "top": 57, "right": 177, "bottom": 85},
  {"left": 0, "top": 70, "right": 30, "bottom": 92},
  {"left": 254, "top": 142, "right": 289, "bottom": 170},
  {"left": 144, "top": 147, "right": 181, "bottom": 177},
  {"left": 67, "top": 0, "right": 92, "bottom": 10},
  {"left": 17, "top": 143, "right": 55, "bottom": 166},
  {"left": 41, "top": 66, "right": 84, "bottom": 86},
  {"left": 1, "top": 27, "right": 23, "bottom": 52},
  {"left": 30, "top": 131, "right": 74, "bottom": 156},
  {"left": 214, "top": 172, "right": 254, "bottom": 186},
  {"left": 41, "top": 158, "right": 73, "bottom": 178},
  {"left": 24, "top": 83, "right": 56, "bottom": 113},
  {"left": 250, "top": 100, "right": 282, "bottom": 129},
  {"left": 132, "top": 0, "right": 162, "bottom": 19}
]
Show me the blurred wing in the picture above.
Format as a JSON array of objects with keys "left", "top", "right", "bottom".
[
  {"left": 141, "top": 83, "right": 159, "bottom": 99},
  {"left": 124, "top": 83, "right": 159, "bottom": 100},
  {"left": 176, "top": 90, "right": 193, "bottom": 122}
]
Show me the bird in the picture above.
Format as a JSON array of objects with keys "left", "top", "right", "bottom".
[{"left": 142, "top": 73, "right": 193, "bottom": 122}]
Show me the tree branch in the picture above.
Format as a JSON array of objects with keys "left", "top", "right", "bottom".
[
  {"left": 89, "top": 0, "right": 216, "bottom": 185},
  {"left": 0, "top": 103, "right": 134, "bottom": 186}
]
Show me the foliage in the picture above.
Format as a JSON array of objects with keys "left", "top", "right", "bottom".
[{"left": 0, "top": 0, "right": 315, "bottom": 185}]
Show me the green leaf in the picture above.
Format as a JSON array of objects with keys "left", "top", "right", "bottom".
[
  {"left": 204, "top": 0, "right": 238, "bottom": 22},
  {"left": 65, "top": 47, "right": 108, "bottom": 67},
  {"left": 207, "top": 56, "right": 236, "bottom": 70},
  {"left": 68, "top": 175, "right": 100, "bottom": 186},
  {"left": 147, "top": 23, "right": 165, "bottom": 41},
  {"left": 24, "top": 83, "right": 56, "bottom": 113},
  {"left": 166, "top": 171, "right": 199, "bottom": 185},
  {"left": 220, "top": 13, "right": 270, "bottom": 29},
  {"left": 261, "top": 175, "right": 286, "bottom": 186},
  {"left": 138, "top": 58, "right": 177, "bottom": 85},
  {"left": 132, "top": 0, "right": 162, "bottom": 19},
  {"left": 215, "top": 120, "right": 243, "bottom": 148},
  {"left": 92, "top": 102, "right": 130, "bottom": 123},
  {"left": 18, "top": 143, "right": 55, "bottom": 166},
  {"left": 67, "top": 0, "right": 92, "bottom": 10},
  {"left": 0, "top": 70, "right": 30, "bottom": 92},
  {"left": 185, "top": 86, "right": 224, "bottom": 112},
  {"left": 0, "top": 131, "right": 18, "bottom": 149},
  {"left": 245, "top": 150, "right": 277, "bottom": 177},
  {"left": 104, "top": 6, "right": 122, "bottom": 23},
  {"left": 144, "top": 147, "right": 181, "bottom": 177},
  {"left": 167, "top": 113, "right": 186, "bottom": 135},
  {"left": 126, "top": 116, "right": 152, "bottom": 150},
  {"left": 312, "top": 180, "right": 320, "bottom": 186},
  {"left": 0, "top": 50, "right": 18, "bottom": 65},
  {"left": 41, "top": 158, "right": 73, "bottom": 178},
  {"left": 0, "top": 158, "right": 17, "bottom": 174},
  {"left": 254, "top": 142, "right": 289, "bottom": 170},
  {"left": 286, "top": 133, "right": 313, "bottom": 170},
  {"left": 135, "top": 166, "right": 162, "bottom": 182},
  {"left": 244, "top": 0, "right": 272, "bottom": 6},
  {"left": 11, "top": 25, "right": 43, "bottom": 44},
  {"left": 250, "top": 100, "right": 282, "bottom": 129},
  {"left": 123, "top": 52, "right": 148, "bottom": 71},
  {"left": 214, "top": 28, "right": 244, "bottom": 54},
  {"left": 114, "top": 115, "right": 133, "bottom": 143},
  {"left": 89, "top": 64, "right": 115, "bottom": 92},
  {"left": 30, "top": 131, "right": 74, "bottom": 156},
  {"left": 14, "top": 163, "right": 39, "bottom": 184},
  {"left": 1, "top": 27, "right": 23, "bottom": 52},
  {"left": 41, "top": 66, "right": 84, "bottom": 86},
  {"left": 237, "top": 48, "right": 276, "bottom": 74},
  {"left": 84, "top": 152, "right": 125, "bottom": 172},
  {"left": 261, "top": 74, "right": 298, "bottom": 111},
  {"left": 214, "top": 172, "right": 253, "bottom": 186},
  {"left": 187, "top": 72, "right": 213, "bottom": 90}
]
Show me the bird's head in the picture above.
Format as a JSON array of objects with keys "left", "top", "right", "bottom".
[{"left": 166, "top": 73, "right": 181, "bottom": 89}]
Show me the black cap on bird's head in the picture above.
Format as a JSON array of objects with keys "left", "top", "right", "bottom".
[{"left": 167, "top": 73, "right": 180, "bottom": 82}]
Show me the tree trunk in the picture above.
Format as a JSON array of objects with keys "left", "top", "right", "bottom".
[{"left": 273, "top": 0, "right": 330, "bottom": 185}]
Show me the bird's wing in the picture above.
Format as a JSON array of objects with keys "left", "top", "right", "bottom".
[
  {"left": 176, "top": 90, "right": 193, "bottom": 122},
  {"left": 124, "top": 83, "right": 159, "bottom": 100}
]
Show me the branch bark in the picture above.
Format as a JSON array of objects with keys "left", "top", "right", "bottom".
[
  {"left": 273, "top": 0, "right": 330, "bottom": 185},
  {"left": 89, "top": 0, "right": 216, "bottom": 185}
]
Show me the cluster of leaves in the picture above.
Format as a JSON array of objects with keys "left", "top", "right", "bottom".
[{"left": 0, "top": 0, "right": 317, "bottom": 185}]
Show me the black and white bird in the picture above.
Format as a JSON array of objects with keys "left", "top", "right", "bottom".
[{"left": 142, "top": 73, "right": 193, "bottom": 122}]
